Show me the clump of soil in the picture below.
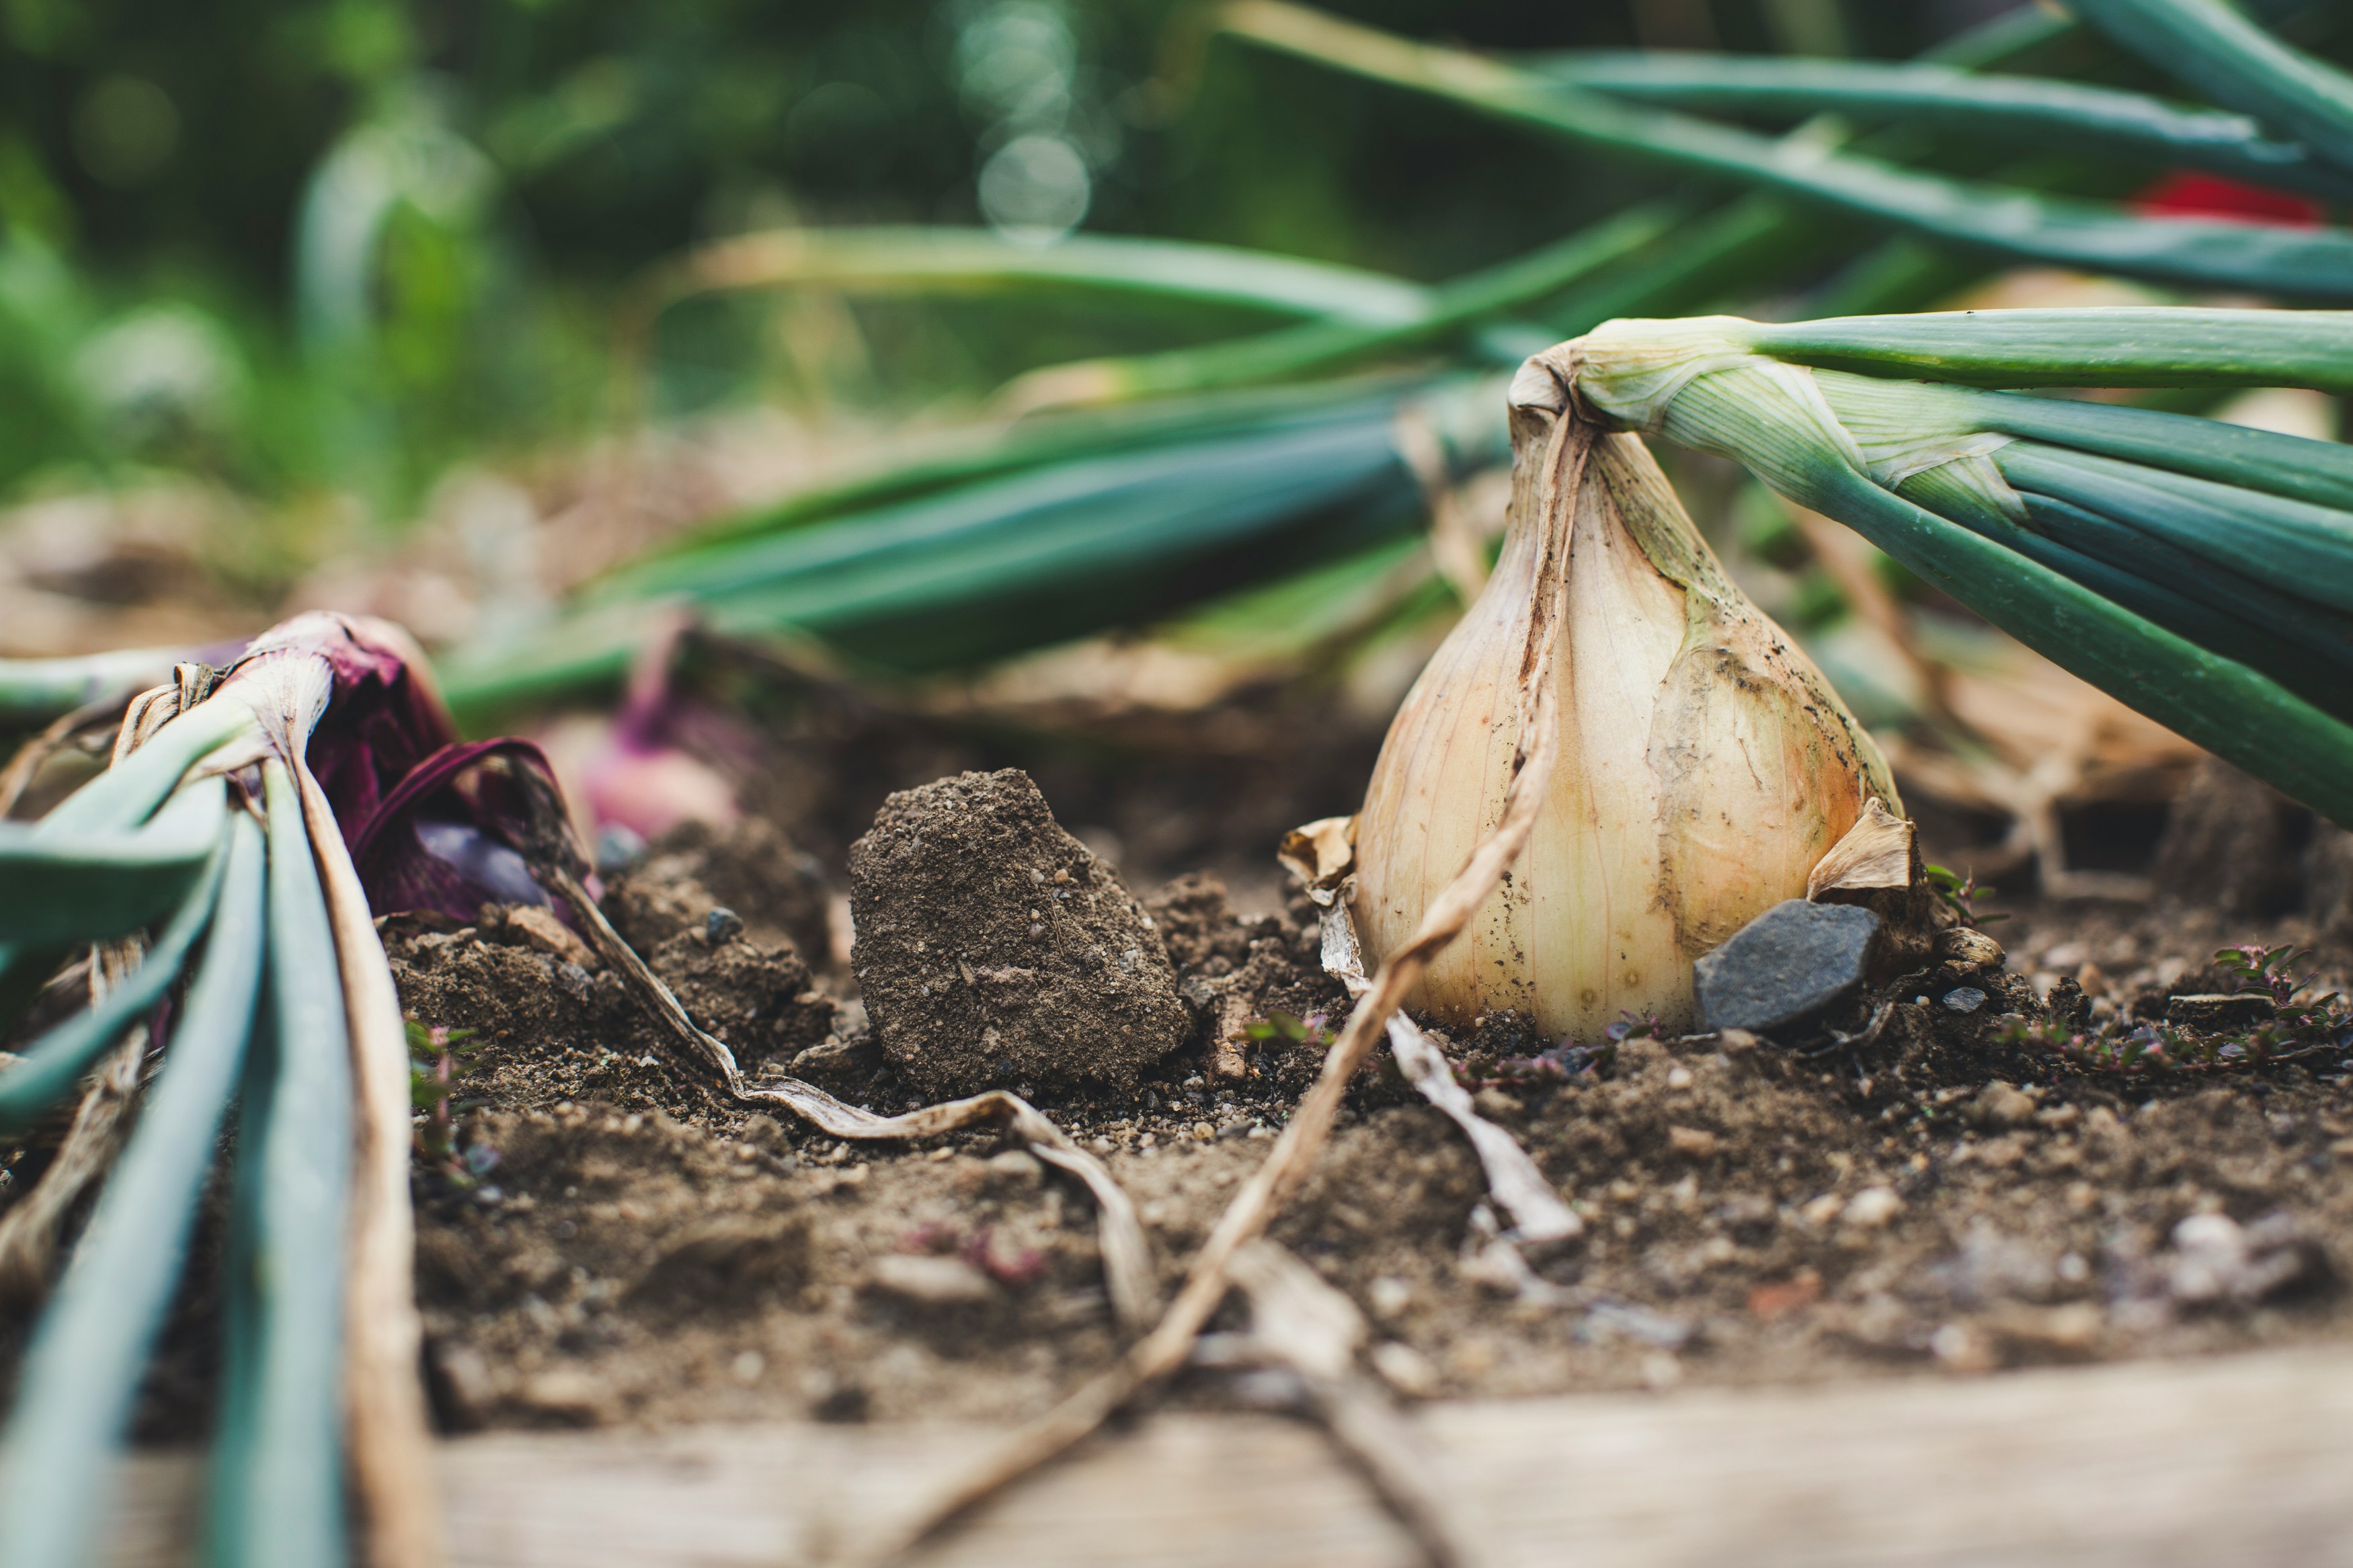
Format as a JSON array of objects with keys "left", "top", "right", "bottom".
[{"left": 847, "top": 770, "right": 1188, "bottom": 1098}]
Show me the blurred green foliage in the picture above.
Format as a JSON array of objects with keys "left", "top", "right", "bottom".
[{"left": 0, "top": 0, "right": 1997, "bottom": 515}]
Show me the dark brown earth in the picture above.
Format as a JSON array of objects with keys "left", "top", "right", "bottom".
[
  {"left": 376, "top": 782, "right": 2353, "bottom": 1434},
  {"left": 8, "top": 735, "right": 2353, "bottom": 1443}
]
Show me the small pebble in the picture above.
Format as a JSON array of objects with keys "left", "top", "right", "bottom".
[
  {"left": 986, "top": 1149, "right": 1043, "bottom": 1186},
  {"left": 1693, "top": 900, "right": 1879, "bottom": 1032},
  {"left": 1843, "top": 1186, "right": 1904, "bottom": 1229},
  {"left": 1371, "top": 1341, "right": 1440, "bottom": 1398},
  {"left": 705, "top": 907, "right": 744, "bottom": 944},
  {"left": 869, "top": 1254, "right": 996, "bottom": 1305},
  {"left": 1667, "top": 1125, "right": 1720, "bottom": 1158},
  {"left": 1936, "top": 927, "right": 2004, "bottom": 968},
  {"left": 594, "top": 823, "right": 647, "bottom": 873},
  {"left": 1974, "top": 1081, "right": 2038, "bottom": 1129},
  {"left": 1942, "top": 986, "right": 1987, "bottom": 1014}
]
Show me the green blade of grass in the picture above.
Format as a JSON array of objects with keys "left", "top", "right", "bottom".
[
  {"left": 1750, "top": 308, "right": 2353, "bottom": 390},
  {"left": 206, "top": 759, "right": 352, "bottom": 1568},
  {"left": 2073, "top": 0, "right": 2353, "bottom": 175},
  {"left": 1522, "top": 52, "right": 2353, "bottom": 200},
  {"left": 0, "top": 776, "right": 228, "bottom": 944},
  {"left": 1994, "top": 440, "right": 2353, "bottom": 616},
  {"left": 657, "top": 224, "right": 1434, "bottom": 327},
  {"left": 1648, "top": 360, "right": 2353, "bottom": 824},
  {"left": 1218, "top": 0, "right": 2353, "bottom": 301},
  {"left": 0, "top": 821, "right": 229, "bottom": 1134},
  {"left": 0, "top": 810, "right": 265, "bottom": 1568}
]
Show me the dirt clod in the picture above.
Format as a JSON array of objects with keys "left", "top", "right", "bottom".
[{"left": 848, "top": 770, "right": 1189, "bottom": 1098}]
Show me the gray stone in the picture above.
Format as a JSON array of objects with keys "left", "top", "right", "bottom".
[
  {"left": 1942, "top": 986, "right": 1988, "bottom": 1014},
  {"left": 1693, "top": 900, "right": 1879, "bottom": 1034}
]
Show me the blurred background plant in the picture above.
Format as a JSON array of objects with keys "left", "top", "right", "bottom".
[{"left": 0, "top": 0, "right": 2049, "bottom": 542}]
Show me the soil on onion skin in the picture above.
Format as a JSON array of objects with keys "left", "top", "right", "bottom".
[{"left": 6, "top": 736, "right": 2353, "bottom": 1442}]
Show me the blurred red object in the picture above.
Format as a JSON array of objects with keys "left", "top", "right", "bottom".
[{"left": 2133, "top": 171, "right": 2319, "bottom": 227}]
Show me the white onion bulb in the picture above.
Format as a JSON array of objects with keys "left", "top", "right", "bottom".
[{"left": 1353, "top": 347, "right": 1898, "bottom": 1039}]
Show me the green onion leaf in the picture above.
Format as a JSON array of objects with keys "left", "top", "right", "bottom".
[
  {"left": 1524, "top": 52, "right": 2353, "bottom": 200},
  {"left": 1750, "top": 308, "right": 2353, "bottom": 390},
  {"left": 0, "top": 776, "right": 228, "bottom": 944},
  {"left": 0, "top": 811, "right": 266, "bottom": 1568},
  {"left": 2073, "top": 0, "right": 2353, "bottom": 177},
  {"left": 0, "top": 823, "right": 229, "bottom": 1133},
  {"left": 206, "top": 760, "right": 353, "bottom": 1567},
  {"left": 1994, "top": 440, "right": 2353, "bottom": 617},
  {"left": 1219, "top": 1, "right": 2353, "bottom": 301},
  {"left": 1644, "top": 358, "right": 2353, "bottom": 824},
  {"left": 655, "top": 224, "right": 1434, "bottom": 327}
]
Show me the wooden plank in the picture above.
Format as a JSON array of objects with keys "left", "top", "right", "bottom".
[{"left": 102, "top": 1345, "right": 2353, "bottom": 1567}]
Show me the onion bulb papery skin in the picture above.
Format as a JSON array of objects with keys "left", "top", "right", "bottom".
[{"left": 1353, "top": 353, "right": 1898, "bottom": 1040}]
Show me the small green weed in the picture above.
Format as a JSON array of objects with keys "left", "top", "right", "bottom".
[{"left": 405, "top": 1019, "right": 481, "bottom": 1163}]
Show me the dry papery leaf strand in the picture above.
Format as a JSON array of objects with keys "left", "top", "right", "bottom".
[{"left": 858, "top": 390, "right": 1593, "bottom": 1568}]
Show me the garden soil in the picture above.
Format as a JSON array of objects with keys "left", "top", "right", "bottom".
[{"left": 7, "top": 720, "right": 2353, "bottom": 1444}]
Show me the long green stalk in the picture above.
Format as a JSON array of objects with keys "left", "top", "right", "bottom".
[
  {"left": 206, "top": 760, "right": 352, "bottom": 1568},
  {"left": 0, "top": 650, "right": 184, "bottom": 726},
  {"left": 651, "top": 224, "right": 1434, "bottom": 327},
  {"left": 1825, "top": 376, "right": 2353, "bottom": 511},
  {"left": 1001, "top": 202, "right": 1687, "bottom": 406},
  {"left": 1993, "top": 441, "right": 2353, "bottom": 614},
  {"left": 437, "top": 378, "right": 1497, "bottom": 713},
  {"left": 1749, "top": 308, "right": 2353, "bottom": 390},
  {"left": 35, "top": 697, "right": 255, "bottom": 838},
  {"left": 1, "top": 703, "right": 255, "bottom": 1038},
  {"left": 0, "top": 828, "right": 229, "bottom": 1132},
  {"left": 0, "top": 811, "right": 265, "bottom": 1568},
  {"left": 2073, "top": 0, "right": 2353, "bottom": 175},
  {"left": 1524, "top": 51, "right": 2353, "bottom": 199},
  {"left": 0, "top": 776, "right": 229, "bottom": 945},
  {"left": 1220, "top": 0, "right": 2353, "bottom": 301},
  {"left": 2001, "top": 487, "right": 2353, "bottom": 716}
]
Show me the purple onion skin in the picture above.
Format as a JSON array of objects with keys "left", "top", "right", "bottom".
[{"left": 224, "top": 616, "right": 597, "bottom": 925}]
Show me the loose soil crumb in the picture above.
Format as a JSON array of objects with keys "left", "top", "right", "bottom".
[{"left": 847, "top": 770, "right": 1188, "bottom": 1099}]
